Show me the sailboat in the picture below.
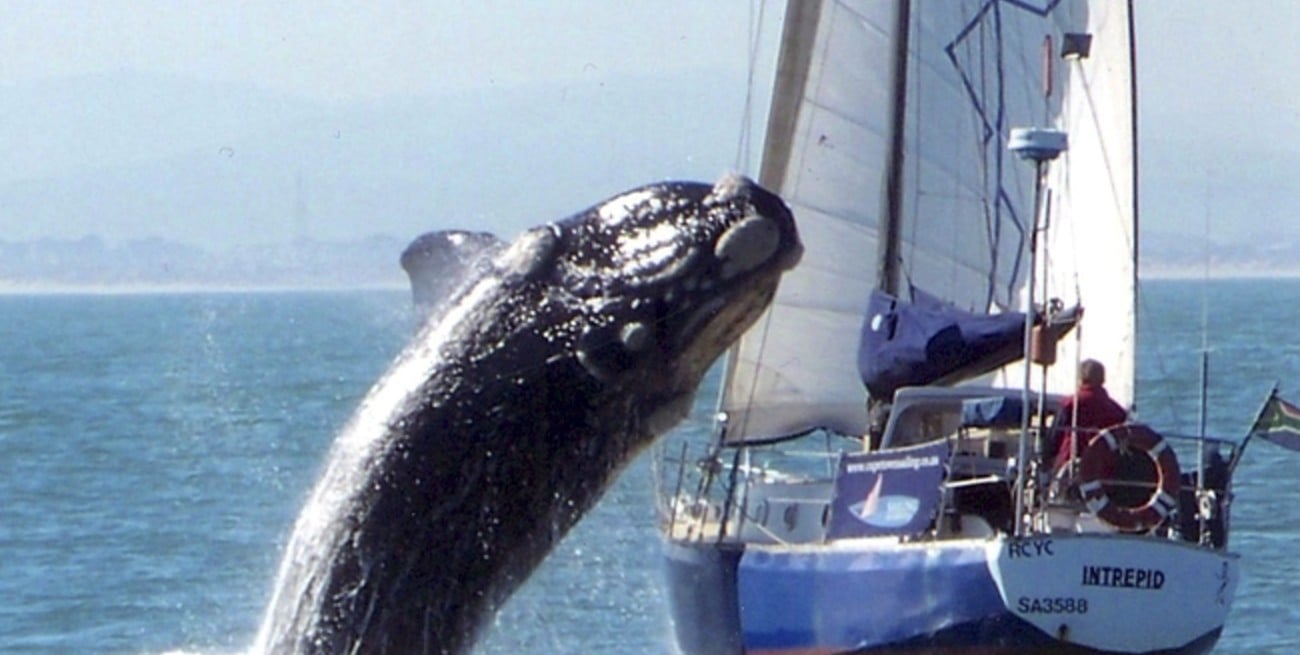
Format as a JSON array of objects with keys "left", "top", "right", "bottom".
[{"left": 654, "top": 1, "right": 1259, "bottom": 653}]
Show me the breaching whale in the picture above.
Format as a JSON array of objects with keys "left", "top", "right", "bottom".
[
  {"left": 253, "top": 175, "right": 802, "bottom": 655},
  {"left": 399, "top": 230, "right": 502, "bottom": 312}
]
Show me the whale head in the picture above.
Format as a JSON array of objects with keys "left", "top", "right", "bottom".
[{"left": 491, "top": 173, "right": 802, "bottom": 443}]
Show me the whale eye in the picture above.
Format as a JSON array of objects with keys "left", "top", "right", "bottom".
[
  {"left": 576, "top": 318, "right": 657, "bottom": 382},
  {"left": 620, "top": 321, "right": 651, "bottom": 352},
  {"left": 576, "top": 323, "right": 627, "bottom": 382}
]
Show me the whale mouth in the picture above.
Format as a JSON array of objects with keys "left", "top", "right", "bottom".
[{"left": 675, "top": 296, "right": 730, "bottom": 349}]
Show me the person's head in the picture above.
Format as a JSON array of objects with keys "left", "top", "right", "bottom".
[{"left": 1079, "top": 359, "right": 1106, "bottom": 387}]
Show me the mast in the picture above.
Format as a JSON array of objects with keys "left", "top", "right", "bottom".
[
  {"left": 1128, "top": 0, "right": 1140, "bottom": 321},
  {"left": 716, "top": 0, "right": 821, "bottom": 445},
  {"left": 757, "top": 0, "right": 823, "bottom": 191},
  {"left": 877, "top": 0, "right": 911, "bottom": 296}
]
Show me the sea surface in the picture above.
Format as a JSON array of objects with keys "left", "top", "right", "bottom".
[{"left": 1, "top": 279, "right": 1298, "bottom": 654}]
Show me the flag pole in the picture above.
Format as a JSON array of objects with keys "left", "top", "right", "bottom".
[
  {"left": 1229, "top": 383, "right": 1279, "bottom": 475},
  {"left": 1195, "top": 349, "right": 1208, "bottom": 541}
]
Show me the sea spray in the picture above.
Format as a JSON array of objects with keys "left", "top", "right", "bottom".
[{"left": 252, "top": 278, "right": 495, "bottom": 652}]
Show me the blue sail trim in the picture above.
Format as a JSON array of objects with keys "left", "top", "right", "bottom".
[
  {"left": 856, "top": 288, "right": 1078, "bottom": 400},
  {"left": 942, "top": 0, "right": 1066, "bottom": 306}
]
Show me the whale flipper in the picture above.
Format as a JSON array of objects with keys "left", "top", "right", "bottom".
[{"left": 399, "top": 230, "right": 502, "bottom": 312}]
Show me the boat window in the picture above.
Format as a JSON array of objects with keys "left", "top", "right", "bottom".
[{"left": 888, "top": 404, "right": 962, "bottom": 448}]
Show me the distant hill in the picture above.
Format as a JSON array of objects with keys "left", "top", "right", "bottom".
[
  {"left": 1, "top": 228, "right": 1291, "bottom": 294},
  {"left": 0, "top": 70, "right": 756, "bottom": 251},
  {"left": 0, "top": 235, "right": 409, "bottom": 292},
  {"left": 3, "top": 72, "right": 1290, "bottom": 289},
  {"left": 1141, "top": 230, "right": 1300, "bottom": 278}
]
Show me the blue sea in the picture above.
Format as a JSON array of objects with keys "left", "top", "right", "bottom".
[{"left": 1, "top": 279, "right": 1298, "bottom": 654}]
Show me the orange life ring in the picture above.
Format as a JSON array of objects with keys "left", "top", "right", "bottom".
[{"left": 1076, "top": 424, "right": 1181, "bottom": 532}]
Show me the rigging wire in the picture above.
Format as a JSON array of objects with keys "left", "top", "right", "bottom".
[
  {"left": 734, "top": 0, "right": 769, "bottom": 174},
  {"left": 717, "top": 0, "right": 773, "bottom": 444}
]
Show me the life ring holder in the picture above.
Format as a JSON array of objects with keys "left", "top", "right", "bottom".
[{"left": 1076, "top": 424, "right": 1181, "bottom": 532}]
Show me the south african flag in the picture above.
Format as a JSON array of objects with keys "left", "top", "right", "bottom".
[{"left": 1251, "top": 393, "right": 1300, "bottom": 451}]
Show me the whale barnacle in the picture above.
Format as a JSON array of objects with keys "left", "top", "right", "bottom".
[
  {"left": 574, "top": 309, "right": 660, "bottom": 381},
  {"left": 496, "top": 224, "right": 562, "bottom": 283},
  {"left": 714, "top": 212, "right": 782, "bottom": 280}
]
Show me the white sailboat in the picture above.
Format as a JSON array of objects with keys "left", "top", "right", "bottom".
[{"left": 654, "top": 1, "right": 1254, "bottom": 653}]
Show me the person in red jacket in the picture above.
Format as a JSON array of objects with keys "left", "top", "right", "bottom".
[{"left": 1053, "top": 359, "right": 1128, "bottom": 470}]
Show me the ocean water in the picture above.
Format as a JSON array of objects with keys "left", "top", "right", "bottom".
[{"left": 1, "top": 279, "right": 1298, "bottom": 654}]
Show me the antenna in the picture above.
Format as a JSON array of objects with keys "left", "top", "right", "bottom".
[{"left": 1008, "top": 127, "right": 1067, "bottom": 537}]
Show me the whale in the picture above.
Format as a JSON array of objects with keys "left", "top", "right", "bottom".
[
  {"left": 399, "top": 230, "right": 502, "bottom": 312},
  {"left": 252, "top": 174, "right": 802, "bottom": 655}
]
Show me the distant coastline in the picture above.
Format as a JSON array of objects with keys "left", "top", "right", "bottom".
[
  {"left": 0, "top": 235, "right": 410, "bottom": 294},
  {"left": 1141, "top": 267, "right": 1300, "bottom": 281},
  {"left": 0, "top": 231, "right": 1292, "bottom": 293},
  {"left": 0, "top": 281, "right": 406, "bottom": 296}
]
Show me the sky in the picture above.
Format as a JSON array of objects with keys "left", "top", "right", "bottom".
[
  {"left": 0, "top": 2, "right": 754, "bottom": 101},
  {"left": 1135, "top": 1, "right": 1300, "bottom": 245},
  {"left": 0, "top": 1, "right": 772, "bottom": 249},
  {"left": 0, "top": 1, "right": 1295, "bottom": 251}
]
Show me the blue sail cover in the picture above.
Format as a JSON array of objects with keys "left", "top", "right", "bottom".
[
  {"left": 961, "top": 396, "right": 1029, "bottom": 428},
  {"left": 858, "top": 289, "right": 1056, "bottom": 400}
]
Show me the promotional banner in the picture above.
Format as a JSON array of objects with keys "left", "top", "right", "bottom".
[{"left": 828, "top": 440, "right": 949, "bottom": 538}]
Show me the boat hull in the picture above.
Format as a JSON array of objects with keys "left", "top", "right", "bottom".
[
  {"left": 664, "top": 539, "right": 745, "bottom": 655},
  {"left": 663, "top": 534, "right": 1237, "bottom": 655}
]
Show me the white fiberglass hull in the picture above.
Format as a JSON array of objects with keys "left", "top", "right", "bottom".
[{"left": 988, "top": 533, "right": 1238, "bottom": 653}]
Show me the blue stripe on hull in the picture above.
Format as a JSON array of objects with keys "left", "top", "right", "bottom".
[
  {"left": 661, "top": 540, "right": 1223, "bottom": 655},
  {"left": 738, "top": 542, "right": 1004, "bottom": 651}
]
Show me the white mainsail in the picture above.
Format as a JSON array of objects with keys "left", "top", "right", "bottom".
[
  {"left": 1040, "top": 1, "right": 1138, "bottom": 406},
  {"left": 723, "top": 0, "right": 1137, "bottom": 443},
  {"left": 725, "top": 0, "right": 896, "bottom": 441}
]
